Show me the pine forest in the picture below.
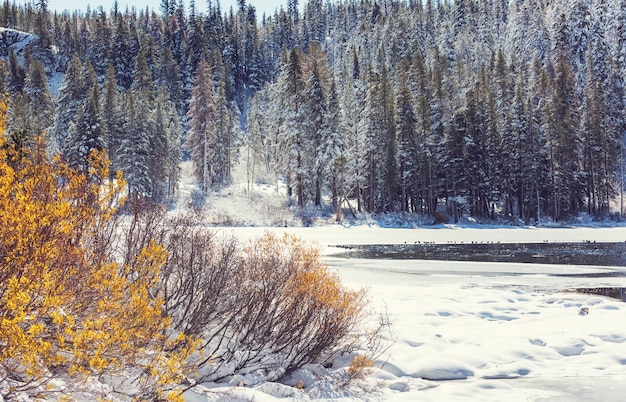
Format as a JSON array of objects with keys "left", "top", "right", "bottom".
[{"left": 1, "top": 0, "right": 626, "bottom": 224}]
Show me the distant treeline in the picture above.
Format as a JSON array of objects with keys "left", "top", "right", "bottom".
[{"left": 1, "top": 0, "right": 625, "bottom": 222}]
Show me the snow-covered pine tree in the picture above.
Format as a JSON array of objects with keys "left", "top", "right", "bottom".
[
  {"left": 302, "top": 41, "right": 329, "bottom": 206},
  {"left": 7, "top": 48, "right": 25, "bottom": 93},
  {"left": 411, "top": 52, "right": 436, "bottom": 216},
  {"left": 340, "top": 48, "right": 369, "bottom": 213},
  {"left": 302, "top": 0, "right": 325, "bottom": 48},
  {"left": 52, "top": 55, "right": 83, "bottom": 152},
  {"left": 112, "top": 17, "right": 135, "bottom": 89},
  {"left": 588, "top": 0, "right": 621, "bottom": 216},
  {"left": 156, "top": 46, "right": 186, "bottom": 116},
  {"left": 546, "top": 55, "right": 583, "bottom": 221},
  {"left": 321, "top": 78, "right": 345, "bottom": 212},
  {"left": 62, "top": 60, "right": 104, "bottom": 172},
  {"left": 368, "top": 59, "right": 397, "bottom": 213},
  {"left": 580, "top": 48, "right": 605, "bottom": 215},
  {"left": 464, "top": 77, "right": 493, "bottom": 219},
  {"left": 186, "top": 0, "right": 205, "bottom": 75},
  {"left": 162, "top": 88, "right": 183, "bottom": 198},
  {"left": 65, "top": 80, "right": 104, "bottom": 173},
  {"left": 362, "top": 65, "right": 382, "bottom": 213},
  {"left": 186, "top": 56, "right": 217, "bottom": 193},
  {"left": 213, "top": 77, "right": 236, "bottom": 187},
  {"left": 87, "top": 9, "right": 112, "bottom": 78},
  {"left": 118, "top": 92, "right": 153, "bottom": 197},
  {"left": 132, "top": 47, "right": 156, "bottom": 100},
  {"left": 510, "top": 79, "right": 534, "bottom": 222},
  {"left": 101, "top": 64, "right": 124, "bottom": 175},
  {"left": 566, "top": 0, "right": 592, "bottom": 81},
  {"left": 492, "top": 50, "right": 515, "bottom": 218},
  {"left": 505, "top": 0, "right": 551, "bottom": 63},
  {"left": 276, "top": 47, "right": 306, "bottom": 207},
  {"left": 152, "top": 86, "right": 182, "bottom": 200},
  {"left": 6, "top": 94, "right": 30, "bottom": 150},
  {"left": 527, "top": 57, "right": 553, "bottom": 223},
  {"left": 23, "top": 58, "right": 53, "bottom": 137},
  {"left": 245, "top": 86, "right": 273, "bottom": 185},
  {"left": 32, "top": 0, "right": 54, "bottom": 68},
  {"left": 395, "top": 58, "right": 419, "bottom": 213},
  {"left": 244, "top": 5, "right": 266, "bottom": 93},
  {"left": 603, "top": 0, "right": 626, "bottom": 215},
  {"left": 441, "top": 87, "right": 467, "bottom": 221}
]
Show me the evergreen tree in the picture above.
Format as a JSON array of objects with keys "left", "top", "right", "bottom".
[
  {"left": 33, "top": 0, "right": 54, "bottom": 67},
  {"left": 368, "top": 60, "right": 397, "bottom": 213},
  {"left": 6, "top": 94, "right": 31, "bottom": 150},
  {"left": 493, "top": 50, "right": 515, "bottom": 218},
  {"left": 213, "top": 77, "right": 237, "bottom": 187},
  {"left": 395, "top": 59, "right": 419, "bottom": 213},
  {"left": 302, "top": 42, "right": 329, "bottom": 206},
  {"left": 156, "top": 46, "right": 185, "bottom": 115},
  {"left": 566, "top": 0, "right": 591, "bottom": 73},
  {"left": 52, "top": 55, "right": 83, "bottom": 152},
  {"left": 132, "top": 48, "right": 155, "bottom": 100},
  {"left": 101, "top": 64, "right": 124, "bottom": 174},
  {"left": 547, "top": 56, "right": 582, "bottom": 220},
  {"left": 276, "top": 47, "right": 306, "bottom": 207},
  {"left": 87, "top": 10, "right": 112, "bottom": 78},
  {"left": 246, "top": 86, "right": 274, "bottom": 184},
  {"left": 466, "top": 80, "right": 494, "bottom": 220},
  {"left": 23, "top": 58, "right": 53, "bottom": 137},
  {"left": 112, "top": 17, "right": 134, "bottom": 89},
  {"left": 65, "top": 83, "right": 104, "bottom": 172},
  {"left": 411, "top": 52, "right": 436, "bottom": 216},
  {"left": 321, "top": 78, "right": 345, "bottom": 211},
  {"left": 341, "top": 74, "right": 368, "bottom": 213},
  {"left": 186, "top": 56, "right": 217, "bottom": 193},
  {"left": 152, "top": 86, "right": 182, "bottom": 200},
  {"left": 510, "top": 82, "right": 532, "bottom": 221},
  {"left": 186, "top": 0, "right": 205, "bottom": 74},
  {"left": 118, "top": 92, "right": 152, "bottom": 197}
]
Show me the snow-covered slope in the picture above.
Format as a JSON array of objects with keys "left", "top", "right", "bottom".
[
  {"left": 0, "top": 27, "right": 63, "bottom": 95},
  {"left": 0, "top": 27, "right": 37, "bottom": 61},
  {"left": 174, "top": 160, "right": 298, "bottom": 226}
]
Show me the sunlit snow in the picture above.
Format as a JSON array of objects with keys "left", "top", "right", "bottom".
[{"left": 185, "top": 225, "right": 626, "bottom": 402}]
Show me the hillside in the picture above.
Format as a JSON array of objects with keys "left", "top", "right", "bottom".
[{"left": 0, "top": 0, "right": 625, "bottom": 224}]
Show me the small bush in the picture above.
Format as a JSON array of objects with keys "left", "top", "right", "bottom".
[{"left": 346, "top": 355, "right": 375, "bottom": 382}]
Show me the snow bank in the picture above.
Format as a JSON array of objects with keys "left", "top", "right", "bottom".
[{"left": 185, "top": 226, "right": 626, "bottom": 401}]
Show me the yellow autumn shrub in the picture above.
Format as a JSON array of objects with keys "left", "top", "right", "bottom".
[
  {"left": 346, "top": 355, "right": 375, "bottom": 382},
  {"left": 0, "top": 112, "right": 194, "bottom": 399}
]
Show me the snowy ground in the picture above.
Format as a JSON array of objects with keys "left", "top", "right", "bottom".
[
  {"left": 186, "top": 225, "right": 626, "bottom": 402},
  {"left": 173, "top": 161, "right": 626, "bottom": 401}
]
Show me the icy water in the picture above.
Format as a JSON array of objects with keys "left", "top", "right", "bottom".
[
  {"left": 332, "top": 241, "right": 626, "bottom": 267},
  {"left": 331, "top": 241, "right": 626, "bottom": 299}
]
